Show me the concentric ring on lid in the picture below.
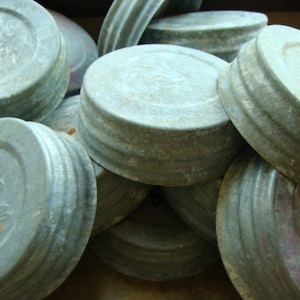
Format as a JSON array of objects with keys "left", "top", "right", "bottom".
[
  {"left": 0, "top": 117, "right": 97, "bottom": 299},
  {"left": 218, "top": 24, "right": 300, "bottom": 183},
  {"left": 78, "top": 44, "right": 244, "bottom": 186},
  {"left": 0, "top": 0, "right": 61, "bottom": 99},
  {"left": 0, "top": 0, "right": 69, "bottom": 121}
]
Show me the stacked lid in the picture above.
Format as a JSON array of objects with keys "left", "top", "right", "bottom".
[
  {"left": 140, "top": 10, "right": 268, "bottom": 61},
  {"left": 217, "top": 149, "right": 300, "bottom": 299},
  {"left": 218, "top": 24, "right": 300, "bottom": 184},
  {"left": 49, "top": 10, "right": 98, "bottom": 96},
  {"left": 0, "top": 117, "right": 97, "bottom": 299},
  {"left": 0, "top": 0, "right": 69, "bottom": 121},
  {"left": 77, "top": 44, "right": 244, "bottom": 186},
  {"left": 97, "top": 0, "right": 204, "bottom": 56},
  {"left": 89, "top": 187, "right": 219, "bottom": 281}
]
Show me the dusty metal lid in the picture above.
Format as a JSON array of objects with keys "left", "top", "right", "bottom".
[
  {"left": 0, "top": 0, "right": 69, "bottom": 121},
  {"left": 163, "top": 179, "right": 222, "bottom": 245},
  {"left": 0, "top": 117, "right": 97, "bottom": 300},
  {"left": 42, "top": 94, "right": 151, "bottom": 234},
  {"left": 89, "top": 187, "right": 219, "bottom": 281},
  {"left": 97, "top": 0, "right": 169, "bottom": 56},
  {"left": 218, "top": 24, "right": 300, "bottom": 183},
  {"left": 78, "top": 44, "right": 244, "bottom": 186},
  {"left": 141, "top": 10, "right": 268, "bottom": 62},
  {"left": 49, "top": 10, "right": 98, "bottom": 96},
  {"left": 217, "top": 149, "right": 300, "bottom": 299}
]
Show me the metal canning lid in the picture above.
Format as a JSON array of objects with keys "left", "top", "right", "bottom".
[
  {"left": 0, "top": 0, "right": 69, "bottom": 121},
  {"left": 216, "top": 149, "right": 300, "bottom": 299},
  {"left": 49, "top": 10, "right": 98, "bottom": 96},
  {"left": 42, "top": 94, "right": 151, "bottom": 234},
  {"left": 0, "top": 117, "right": 97, "bottom": 300},
  {"left": 97, "top": 0, "right": 169, "bottom": 56},
  {"left": 218, "top": 24, "right": 300, "bottom": 183},
  {"left": 162, "top": 179, "right": 222, "bottom": 245},
  {"left": 78, "top": 44, "right": 244, "bottom": 186},
  {"left": 141, "top": 10, "right": 268, "bottom": 62},
  {"left": 89, "top": 187, "right": 219, "bottom": 281}
]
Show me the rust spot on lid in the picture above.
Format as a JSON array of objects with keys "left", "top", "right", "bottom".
[{"left": 67, "top": 128, "right": 76, "bottom": 135}]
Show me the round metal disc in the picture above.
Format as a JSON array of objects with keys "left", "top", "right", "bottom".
[
  {"left": 97, "top": 0, "right": 169, "bottom": 56},
  {"left": 141, "top": 10, "right": 268, "bottom": 61},
  {"left": 78, "top": 44, "right": 244, "bottom": 185},
  {"left": 89, "top": 187, "right": 219, "bottom": 281},
  {"left": 217, "top": 149, "right": 300, "bottom": 299},
  {"left": 218, "top": 24, "right": 300, "bottom": 183}
]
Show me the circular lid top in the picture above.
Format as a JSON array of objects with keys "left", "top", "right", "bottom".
[
  {"left": 83, "top": 44, "right": 228, "bottom": 130},
  {"left": 97, "top": 0, "right": 169, "bottom": 56},
  {"left": 256, "top": 25, "right": 300, "bottom": 104},
  {"left": 0, "top": 0, "right": 62, "bottom": 100},
  {"left": 147, "top": 10, "right": 268, "bottom": 32},
  {"left": 0, "top": 117, "right": 51, "bottom": 278}
]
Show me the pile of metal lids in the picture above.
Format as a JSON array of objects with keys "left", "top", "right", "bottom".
[{"left": 1, "top": 0, "right": 300, "bottom": 298}]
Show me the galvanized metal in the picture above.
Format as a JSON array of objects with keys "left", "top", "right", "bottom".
[
  {"left": 217, "top": 149, "right": 300, "bottom": 299},
  {"left": 89, "top": 187, "right": 219, "bottom": 281},
  {"left": 0, "top": 0, "right": 69, "bottom": 121},
  {"left": 42, "top": 95, "right": 151, "bottom": 234},
  {"left": 141, "top": 10, "right": 268, "bottom": 62},
  {"left": 97, "top": 0, "right": 169, "bottom": 56},
  {"left": 49, "top": 10, "right": 98, "bottom": 96},
  {"left": 163, "top": 179, "right": 222, "bottom": 245},
  {"left": 218, "top": 24, "right": 300, "bottom": 183},
  {"left": 0, "top": 117, "right": 97, "bottom": 300},
  {"left": 78, "top": 44, "right": 244, "bottom": 186}
]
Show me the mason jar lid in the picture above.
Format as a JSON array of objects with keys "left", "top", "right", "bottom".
[
  {"left": 89, "top": 187, "right": 219, "bottom": 281},
  {"left": 0, "top": 117, "right": 97, "bottom": 299},
  {"left": 97, "top": 0, "right": 169, "bottom": 56},
  {"left": 0, "top": 0, "right": 62, "bottom": 101},
  {"left": 78, "top": 44, "right": 244, "bottom": 185},
  {"left": 141, "top": 10, "right": 268, "bottom": 61},
  {"left": 218, "top": 24, "right": 300, "bottom": 183},
  {"left": 217, "top": 149, "right": 300, "bottom": 299}
]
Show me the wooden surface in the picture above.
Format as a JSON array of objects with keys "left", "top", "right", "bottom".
[{"left": 46, "top": 247, "right": 242, "bottom": 300}]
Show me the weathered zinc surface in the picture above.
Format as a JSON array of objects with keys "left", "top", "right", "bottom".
[
  {"left": 0, "top": 117, "right": 97, "bottom": 300},
  {"left": 97, "top": 0, "right": 169, "bottom": 56},
  {"left": 77, "top": 44, "right": 244, "bottom": 186},
  {"left": 0, "top": 0, "right": 69, "bottom": 121},
  {"left": 217, "top": 149, "right": 300, "bottom": 300},
  {"left": 163, "top": 178, "right": 222, "bottom": 245},
  {"left": 42, "top": 94, "right": 151, "bottom": 235},
  {"left": 218, "top": 24, "right": 300, "bottom": 184},
  {"left": 141, "top": 10, "right": 268, "bottom": 62},
  {"left": 89, "top": 187, "right": 219, "bottom": 282},
  {"left": 49, "top": 10, "right": 98, "bottom": 96}
]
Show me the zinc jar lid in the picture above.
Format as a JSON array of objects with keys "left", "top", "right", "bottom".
[
  {"left": 97, "top": 0, "right": 169, "bottom": 56},
  {"left": 78, "top": 44, "right": 243, "bottom": 185},
  {"left": 0, "top": 118, "right": 53, "bottom": 278},
  {"left": 0, "top": 0, "right": 62, "bottom": 101}
]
